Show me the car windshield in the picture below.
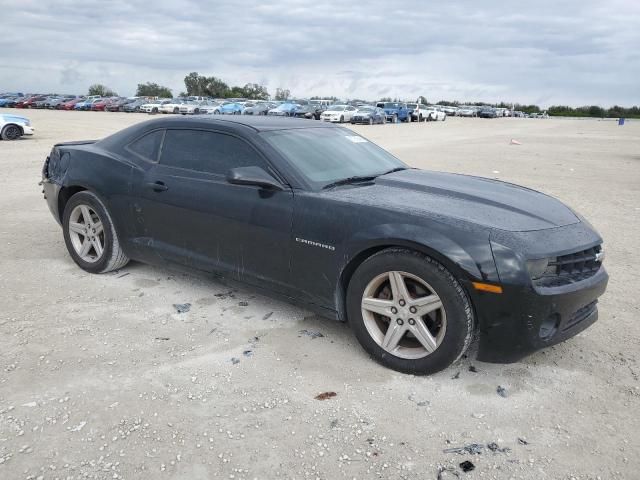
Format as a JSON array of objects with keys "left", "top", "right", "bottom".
[
  {"left": 327, "top": 105, "right": 345, "bottom": 111},
  {"left": 358, "top": 106, "right": 375, "bottom": 112},
  {"left": 261, "top": 128, "right": 406, "bottom": 190},
  {"left": 407, "top": 104, "right": 418, "bottom": 109},
  {"left": 383, "top": 103, "right": 400, "bottom": 108}
]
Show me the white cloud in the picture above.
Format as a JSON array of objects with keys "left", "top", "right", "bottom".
[{"left": 0, "top": 0, "right": 638, "bottom": 106}]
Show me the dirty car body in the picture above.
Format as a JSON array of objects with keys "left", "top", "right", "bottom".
[{"left": 42, "top": 116, "right": 608, "bottom": 365}]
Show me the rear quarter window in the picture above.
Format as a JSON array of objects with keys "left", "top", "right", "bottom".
[{"left": 127, "top": 129, "right": 164, "bottom": 162}]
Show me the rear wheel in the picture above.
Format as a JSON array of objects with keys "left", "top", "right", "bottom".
[
  {"left": 340, "top": 115, "right": 344, "bottom": 123},
  {"left": 1, "top": 125, "right": 22, "bottom": 140},
  {"left": 347, "top": 248, "right": 474, "bottom": 375},
  {"left": 62, "top": 191, "right": 129, "bottom": 274}
]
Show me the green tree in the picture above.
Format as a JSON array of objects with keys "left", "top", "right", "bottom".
[
  {"left": 183, "top": 72, "right": 229, "bottom": 98},
  {"left": 136, "top": 82, "right": 172, "bottom": 98},
  {"left": 88, "top": 84, "right": 117, "bottom": 97},
  {"left": 274, "top": 88, "right": 290, "bottom": 101},
  {"left": 241, "top": 83, "right": 269, "bottom": 100}
]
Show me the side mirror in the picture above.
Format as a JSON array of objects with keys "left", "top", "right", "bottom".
[{"left": 226, "top": 166, "right": 284, "bottom": 191}]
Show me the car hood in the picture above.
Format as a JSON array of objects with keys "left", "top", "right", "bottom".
[
  {"left": 328, "top": 169, "right": 580, "bottom": 232},
  {"left": 1, "top": 114, "right": 29, "bottom": 124}
]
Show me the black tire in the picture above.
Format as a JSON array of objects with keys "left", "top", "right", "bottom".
[
  {"left": 340, "top": 115, "right": 344, "bottom": 123},
  {"left": 368, "top": 117, "right": 373, "bottom": 125},
  {"left": 419, "top": 115, "right": 423, "bottom": 122},
  {"left": 346, "top": 248, "right": 474, "bottom": 375},
  {"left": 62, "top": 191, "right": 129, "bottom": 274},
  {"left": 173, "top": 107, "right": 179, "bottom": 114},
  {"left": 152, "top": 107, "right": 158, "bottom": 114},
  {"left": 1, "top": 124, "right": 22, "bottom": 140}
]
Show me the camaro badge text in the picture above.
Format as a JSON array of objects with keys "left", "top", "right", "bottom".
[{"left": 295, "top": 237, "right": 336, "bottom": 251}]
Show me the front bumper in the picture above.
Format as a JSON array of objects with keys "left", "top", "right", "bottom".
[
  {"left": 22, "top": 125, "right": 35, "bottom": 135},
  {"left": 469, "top": 267, "right": 608, "bottom": 363}
]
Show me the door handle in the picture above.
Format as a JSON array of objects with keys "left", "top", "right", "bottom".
[{"left": 146, "top": 181, "right": 168, "bottom": 192}]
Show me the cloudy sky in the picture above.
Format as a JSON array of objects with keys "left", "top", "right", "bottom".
[{"left": 1, "top": 0, "right": 639, "bottom": 106}]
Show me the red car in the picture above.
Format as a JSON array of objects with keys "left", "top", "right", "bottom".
[
  {"left": 91, "top": 97, "right": 119, "bottom": 111},
  {"left": 60, "top": 98, "right": 84, "bottom": 110},
  {"left": 15, "top": 95, "right": 46, "bottom": 108}
]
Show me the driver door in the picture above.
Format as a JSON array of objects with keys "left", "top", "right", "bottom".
[{"left": 133, "top": 128, "right": 294, "bottom": 291}]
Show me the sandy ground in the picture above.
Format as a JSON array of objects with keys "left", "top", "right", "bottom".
[{"left": 0, "top": 109, "right": 638, "bottom": 480}]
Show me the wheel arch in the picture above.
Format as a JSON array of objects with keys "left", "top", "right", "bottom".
[
  {"left": 335, "top": 238, "right": 481, "bottom": 322},
  {"left": 2, "top": 123, "right": 24, "bottom": 135},
  {"left": 57, "top": 185, "right": 88, "bottom": 220}
]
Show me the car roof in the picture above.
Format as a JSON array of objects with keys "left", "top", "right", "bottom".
[{"left": 148, "top": 115, "right": 338, "bottom": 132}]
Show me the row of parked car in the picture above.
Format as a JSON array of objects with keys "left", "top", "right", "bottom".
[{"left": 1, "top": 93, "right": 545, "bottom": 128}]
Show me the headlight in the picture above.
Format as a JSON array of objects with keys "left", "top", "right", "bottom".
[{"left": 526, "top": 257, "right": 557, "bottom": 280}]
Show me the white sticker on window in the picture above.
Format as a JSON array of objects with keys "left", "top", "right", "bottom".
[{"left": 345, "top": 136, "right": 368, "bottom": 143}]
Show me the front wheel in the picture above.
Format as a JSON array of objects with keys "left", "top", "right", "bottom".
[
  {"left": 1, "top": 124, "right": 22, "bottom": 140},
  {"left": 392, "top": 114, "right": 398, "bottom": 124},
  {"left": 173, "top": 107, "right": 179, "bottom": 114},
  {"left": 339, "top": 115, "right": 344, "bottom": 123},
  {"left": 347, "top": 248, "right": 474, "bottom": 375},
  {"left": 62, "top": 191, "right": 129, "bottom": 274}
]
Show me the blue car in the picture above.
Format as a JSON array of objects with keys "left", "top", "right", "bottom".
[
  {"left": 350, "top": 106, "right": 386, "bottom": 125},
  {"left": 376, "top": 102, "right": 411, "bottom": 123},
  {"left": 267, "top": 102, "right": 300, "bottom": 116},
  {"left": 0, "top": 96, "right": 21, "bottom": 107},
  {"left": 218, "top": 102, "right": 244, "bottom": 115}
]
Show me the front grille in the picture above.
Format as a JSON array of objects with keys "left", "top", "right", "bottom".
[{"left": 534, "top": 245, "right": 603, "bottom": 288}]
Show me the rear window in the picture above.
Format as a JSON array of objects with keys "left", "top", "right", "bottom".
[{"left": 127, "top": 129, "right": 164, "bottom": 162}]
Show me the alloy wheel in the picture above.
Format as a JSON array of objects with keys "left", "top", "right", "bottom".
[
  {"left": 3, "top": 126, "right": 21, "bottom": 140},
  {"left": 68, "top": 205, "right": 105, "bottom": 263},
  {"left": 361, "top": 271, "right": 446, "bottom": 359}
]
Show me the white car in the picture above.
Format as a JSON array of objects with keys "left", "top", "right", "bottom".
[
  {"left": 425, "top": 106, "right": 447, "bottom": 121},
  {"left": 320, "top": 104, "right": 357, "bottom": 123},
  {"left": 199, "top": 101, "right": 222, "bottom": 114},
  {"left": 457, "top": 106, "right": 477, "bottom": 117},
  {"left": 440, "top": 105, "right": 458, "bottom": 117},
  {"left": 178, "top": 101, "right": 211, "bottom": 115},
  {"left": 158, "top": 99, "right": 188, "bottom": 114},
  {"left": 0, "top": 113, "right": 34, "bottom": 140},
  {"left": 140, "top": 99, "right": 172, "bottom": 114},
  {"left": 407, "top": 103, "right": 431, "bottom": 122}
]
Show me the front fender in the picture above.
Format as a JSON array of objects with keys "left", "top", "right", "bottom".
[{"left": 332, "top": 223, "right": 498, "bottom": 321}]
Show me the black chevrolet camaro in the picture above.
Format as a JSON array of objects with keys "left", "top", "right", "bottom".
[{"left": 41, "top": 116, "right": 608, "bottom": 375}]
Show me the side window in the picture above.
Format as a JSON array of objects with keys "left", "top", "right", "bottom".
[
  {"left": 127, "top": 129, "right": 164, "bottom": 162},
  {"left": 159, "top": 129, "right": 267, "bottom": 175}
]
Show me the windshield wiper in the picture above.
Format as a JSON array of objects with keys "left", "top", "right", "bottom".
[
  {"left": 322, "top": 168, "right": 409, "bottom": 190},
  {"left": 322, "top": 175, "right": 378, "bottom": 190},
  {"left": 380, "top": 167, "right": 409, "bottom": 176}
]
